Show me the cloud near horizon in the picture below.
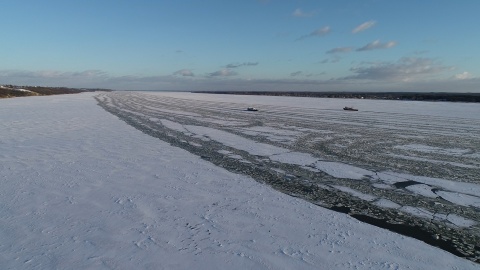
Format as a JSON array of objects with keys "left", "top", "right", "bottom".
[
  {"left": 2, "top": 67, "right": 479, "bottom": 93},
  {"left": 352, "top": 21, "right": 376, "bottom": 33},
  {"left": 225, "top": 62, "right": 258, "bottom": 68},
  {"left": 454, "top": 71, "right": 472, "bottom": 80},
  {"left": 207, "top": 68, "right": 237, "bottom": 77},
  {"left": 357, "top": 40, "right": 397, "bottom": 51},
  {"left": 290, "top": 71, "right": 302, "bottom": 77},
  {"left": 173, "top": 69, "right": 194, "bottom": 76},
  {"left": 0, "top": 69, "right": 109, "bottom": 81},
  {"left": 344, "top": 57, "right": 450, "bottom": 82}
]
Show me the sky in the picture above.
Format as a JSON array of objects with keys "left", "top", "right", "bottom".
[{"left": 1, "top": 0, "right": 479, "bottom": 92}]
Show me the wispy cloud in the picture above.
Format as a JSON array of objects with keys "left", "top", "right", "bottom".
[
  {"left": 173, "top": 69, "right": 194, "bottom": 77},
  {"left": 296, "top": 26, "right": 330, "bottom": 41},
  {"left": 225, "top": 62, "right": 258, "bottom": 68},
  {"left": 413, "top": 50, "right": 429, "bottom": 55},
  {"left": 326, "top": 47, "right": 353, "bottom": 54},
  {"left": 319, "top": 55, "right": 341, "bottom": 64},
  {"left": 345, "top": 57, "right": 450, "bottom": 81},
  {"left": 208, "top": 68, "right": 237, "bottom": 77},
  {"left": 356, "top": 40, "right": 397, "bottom": 51},
  {"left": 0, "top": 69, "right": 108, "bottom": 80},
  {"left": 290, "top": 71, "right": 302, "bottom": 77},
  {"left": 454, "top": 71, "right": 472, "bottom": 80},
  {"left": 290, "top": 71, "right": 321, "bottom": 77},
  {"left": 292, "top": 8, "right": 315, "bottom": 18},
  {"left": 69, "top": 70, "right": 108, "bottom": 77},
  {"left": 352, "top": 20, "right": 376, "bottom": 33}
]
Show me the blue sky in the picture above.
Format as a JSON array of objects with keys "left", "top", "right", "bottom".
[{"left": 1, "top": 0, "right": 479, "bottom": 92}]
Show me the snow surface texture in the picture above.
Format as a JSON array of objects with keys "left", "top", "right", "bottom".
[{"left": 0, "top": 93, "right": 478, "bottom": 269}]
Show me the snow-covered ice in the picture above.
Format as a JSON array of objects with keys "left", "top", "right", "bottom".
[
  {"left": 405, "top": 184, "right": 438, "bottom": 198},
  {"left": 332, "top": 186, "right": 377, "bottom": 202},
  {"left": 373, "top": 199, "right": 401, "bottom": 209},
  {"left": 0, "top": 93, "right": 478, "bottom": 269}
]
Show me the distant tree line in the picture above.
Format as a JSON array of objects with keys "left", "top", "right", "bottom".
[{"left": 194, "top": 91, "right": 480, "bottom": 103}]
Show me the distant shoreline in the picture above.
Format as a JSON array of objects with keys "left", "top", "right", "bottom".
[
  {"left": 0, "top": 85, "right": 111, "bottom": 99},
  {"left": 193, "top": 91, "right": 480, "bottom": 103}
]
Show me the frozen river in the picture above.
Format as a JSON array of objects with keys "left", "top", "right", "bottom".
[{"left": 98, "top": 91, "right": 480, "bottom": 261}]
